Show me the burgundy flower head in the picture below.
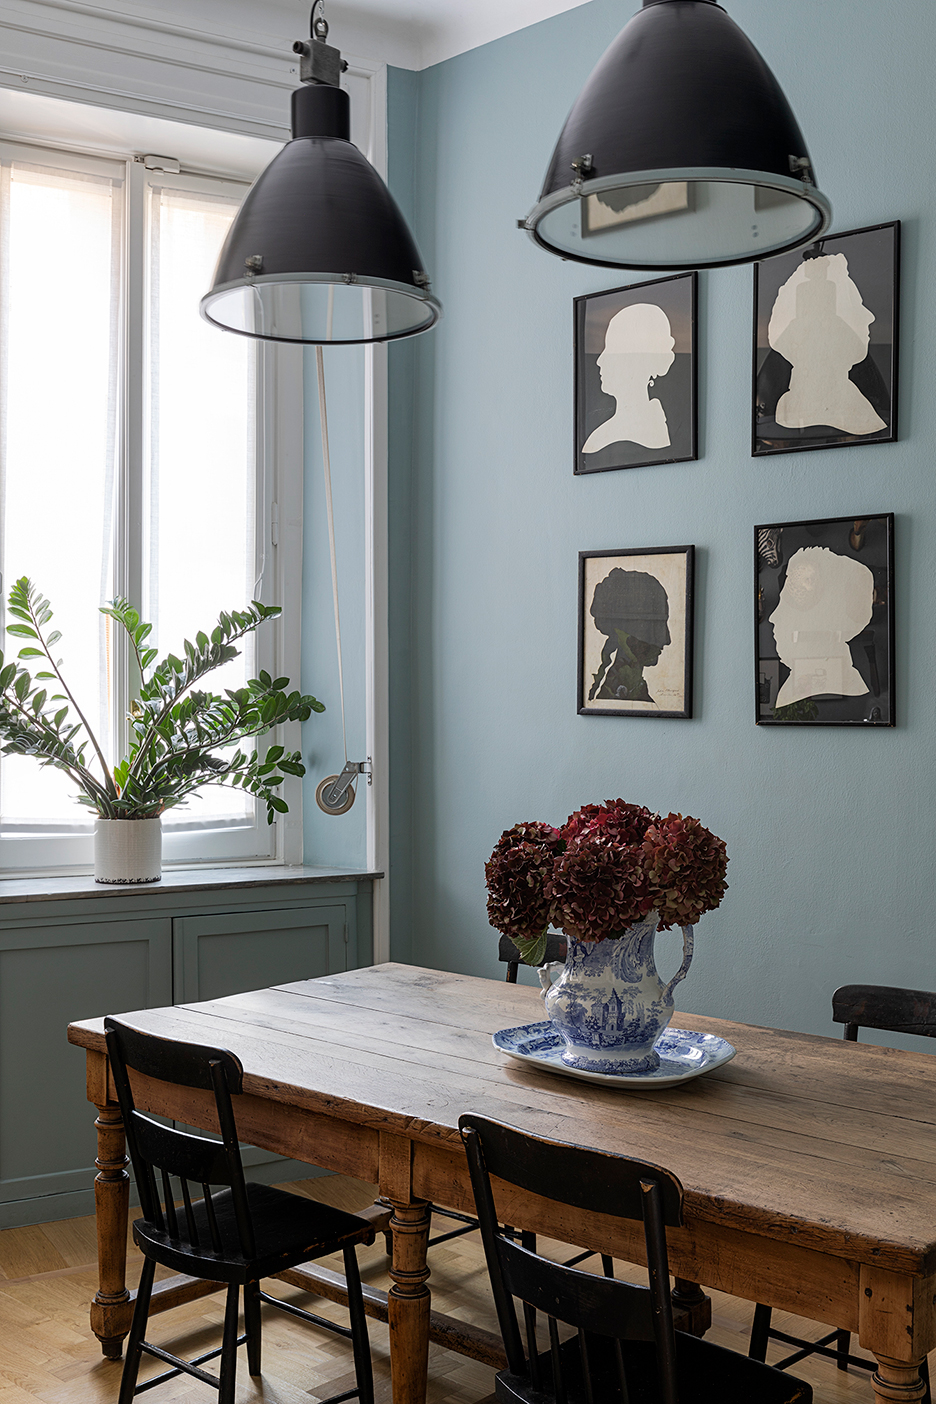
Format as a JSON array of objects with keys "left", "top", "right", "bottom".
[
  {"left": 549, "top": 830, "right": 655, "bottom": 941},
  {"left": 561, "top": 798, "right": 657, "bottom": 848},
  {"left": 642, "top": 813, "right": 729, "bottom": 931},
  {"left": 484, "top": 822, "right": 564, "bottom": 942}
]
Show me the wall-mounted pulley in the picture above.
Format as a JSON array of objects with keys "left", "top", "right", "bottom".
[{"left": 315, "top": 759, "right": 371, "bottom": 815}]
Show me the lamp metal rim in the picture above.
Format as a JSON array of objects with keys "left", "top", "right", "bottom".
[
  {"left": 524, "top": 166, "right": 832, "bottom": 270},
  {"left": 200, "top": 271, "right": 442, "bottom": 345}
]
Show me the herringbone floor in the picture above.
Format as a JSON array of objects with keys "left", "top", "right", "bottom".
[{"left": 0, "top": 1174, "right": 910, "bottom": 1403}]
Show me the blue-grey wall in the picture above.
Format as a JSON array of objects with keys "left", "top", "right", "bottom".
[{"left": 385, "top": 0, "right": 936, "bottom": 1036}]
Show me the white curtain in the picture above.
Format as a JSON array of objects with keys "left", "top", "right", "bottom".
[{"left": 0, "top": 158, "right": 121, "bottom": 831}]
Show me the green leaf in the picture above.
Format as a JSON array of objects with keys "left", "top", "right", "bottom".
[
  {"left": 7, "top": 624, "right": 37, "bottom": 638},
  {"left": 265, "top": 745, "right": 284, "bottom": 763},
  {"left": 0, "top": 664, "right": 16, "bottom": 689},
  {"left": 268, "top": 795, "right": 288, "bottom": 813},
  {"left": 17, "top": 647, "right": 43, "bottom": 658},
  {"left": 14, "top": 673, "right": 29, "bottom": 700},
  {"left": 45, "top": 630, "right": 62, "bottom": 646},
  {"left": 513, "top": 931, "right": 551, "bottom": 968}
]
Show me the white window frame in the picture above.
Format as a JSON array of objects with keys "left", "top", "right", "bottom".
[
  {"left": 0, "top": 28, "right": 391, "bottom": 956},
  {"left": 0, "top": 130, "right": 303, "bottom": 875}
]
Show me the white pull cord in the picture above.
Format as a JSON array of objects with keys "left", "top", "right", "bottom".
[
  {"left": 314, "top": 341, "right": 348, "bottom": 768},
  {"left": 313, "top": 290, "right": 371, "bottom": 815}
]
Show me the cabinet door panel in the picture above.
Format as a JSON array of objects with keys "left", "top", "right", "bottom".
[
  {"left": 173, "top": 905, "right": 348, "bottom": 1005},
  {"left": 0, "top": 919, "right": 172, "bottom": 1198}
]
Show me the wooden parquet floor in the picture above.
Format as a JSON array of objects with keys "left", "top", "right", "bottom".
[{"left": 0, "top": 1173, "right": 917, "bottom": 1403}]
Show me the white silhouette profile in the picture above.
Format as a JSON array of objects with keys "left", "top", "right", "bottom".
[
  {"left": 583, "top": 303, "right": 675, "bottom": 453},
  {"left": 769, "top": 547, "right": 874, "bottom": 708},
  {"left": 768, "top": 254, "right": 886, "bottom": 436}
]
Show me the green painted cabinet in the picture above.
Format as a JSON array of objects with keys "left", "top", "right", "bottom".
[
  {"left": 0, "top": 867, "right": 376, "bottom": 1227},
  {"left": 173, "top": 904, "right": 352, "bottom": 1004},
  {"left": 1, "top": 917, "right": 172, "bottom": 1221}
]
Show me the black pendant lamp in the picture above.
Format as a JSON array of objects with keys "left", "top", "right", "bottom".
[
  {"left": 523, "top": 0, "right": 831, "bottom": 270},
  {"left": 201, "top": 5, "right": 440, "bottom": 344}
]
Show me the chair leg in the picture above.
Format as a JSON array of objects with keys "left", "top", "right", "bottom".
[
  {"left": 922, "top": 1354, "right": 931, "bottom": 1404},
  {"left": 750, "top": 1303, "right": 772, "bottom": 1362},
  {"left": 836, "top": 1329, "right": 850, "bottom": 1371},
  {"left": 343, "top": 1246, "right": 374, "bottom": 1404},
  {"left": 244, "top": 1278, "right": 262, "bottom": 1376},
  {"left": 118, "top": 1257, "right": 156, "bottom": 1404},
  {"left": 217, "top": 1282, "right": 241, "bottom": 1404}
]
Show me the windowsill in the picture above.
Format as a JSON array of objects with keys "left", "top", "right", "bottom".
[{"left": 0, "top": 865, "right": 383, "bottom": 905}]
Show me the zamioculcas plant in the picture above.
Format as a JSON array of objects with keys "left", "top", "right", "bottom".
[{"left": 0, "top": 577, "right": 322, "bottom": 823}]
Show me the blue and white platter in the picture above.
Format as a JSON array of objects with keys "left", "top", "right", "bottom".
[{"left": 492, "top": 1022, "right": 736, "bottom": 1089}]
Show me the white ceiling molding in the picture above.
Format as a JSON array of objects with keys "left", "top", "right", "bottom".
[{"left": 327, "top": 0, "right": 595, "bottom": 70}]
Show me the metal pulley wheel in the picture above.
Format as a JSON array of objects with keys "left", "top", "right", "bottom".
[{"left": 316, "top": 773, "right": 356, "bottom": 814}]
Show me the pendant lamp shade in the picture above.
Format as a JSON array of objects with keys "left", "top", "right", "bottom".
[
  {"left": 524, "top": 0, "right": 831, "bottom": 270},
  {"left": 201, "top": 85, "right": 440, "bottom": 344}
]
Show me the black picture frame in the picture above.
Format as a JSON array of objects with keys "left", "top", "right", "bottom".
[
  {"left": 753, "top": 221, "right": 900, "bottom": 456},
  {"left": 574, "top": 272, "right": 698, "bottom": 475},
  {"left": 755, "top": 514, "right": 894, "bottom": 727},
  {"left": 578, "top": 546, "right": 694, "bottom": 719}
]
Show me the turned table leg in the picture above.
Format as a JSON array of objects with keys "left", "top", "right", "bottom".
[
  {"left": 870, "top": 1356, "right": 928, "bottom": 1404},
  {"left": 387, "top": 1197, "right": 432, "bottom": 1404},
  {"left": 671, "top": 1278, "right": 712, "bottom": 1337},
  {"left": 90, "top": 1102, "right": 132, "bottom": 1359}
]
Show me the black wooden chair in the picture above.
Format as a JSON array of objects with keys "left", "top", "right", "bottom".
[
  {"left": 460, "top": 1113, "right": 812, "bottom": 1404},
  {"left": 104, "top": 1017, "right": 375, "bottom": 1404},
  {"left": 749, "top": 984, "right": 936, "bottom": 1402}
]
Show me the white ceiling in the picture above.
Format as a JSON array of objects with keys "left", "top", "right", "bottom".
[{"left": 330, "top": 0, "right": 594, "bottom": 70}]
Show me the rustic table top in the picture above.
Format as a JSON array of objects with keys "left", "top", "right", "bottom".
[{"left": 67, "top": 961, "right": 936, "bottom": 1276}]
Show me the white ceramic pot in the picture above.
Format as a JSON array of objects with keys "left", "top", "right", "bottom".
[
  {"left": 94, "top": 817, "right": 162, "bottom": 884},
  {"left": 539, "top": 913, "right": 694, "bottom": 1073}
]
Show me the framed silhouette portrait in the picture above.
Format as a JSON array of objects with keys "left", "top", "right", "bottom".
[
  {"left": 579, "top": 546, "right": 694, "bottom": 719},
  {"left": 755, "top": 514, "right": 894, "bottom": 727},
  {"left": 574, "top": 273, "right": 697, "bottom": 475},
  {"left": 753, "top": 222, "right": 900, "bottom": 456}
]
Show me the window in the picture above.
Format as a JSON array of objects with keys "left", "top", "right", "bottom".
[{"left": 0, "top": 137, "right": 300, "bottom": 873}]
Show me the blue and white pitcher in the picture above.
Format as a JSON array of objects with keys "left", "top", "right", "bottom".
[{"left": 539, "top": 913, "right": 694, "bottom": 1073}]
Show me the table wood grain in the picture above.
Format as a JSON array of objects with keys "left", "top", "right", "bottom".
[{"left": 68, "top": 963, "right": 936, "bottom": 1404}]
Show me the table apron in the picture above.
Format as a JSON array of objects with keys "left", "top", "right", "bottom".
[
  {"left": 120, "top": 1065, "right": 381, "bottom": 1184},
  {"left": 90, "top": 1056, "right": 936, "bottom": 1368},
  {"left": 412, "top": 1139, "right": 936, "bottom": 1356}
]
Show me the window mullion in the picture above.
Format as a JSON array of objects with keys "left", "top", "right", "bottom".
[{"left": 114, "top": 157, "right": 147, "bottom": 769}]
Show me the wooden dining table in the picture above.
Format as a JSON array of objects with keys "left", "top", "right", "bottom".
[{"left": 67, "top": 962, "right": 936, "bottom": 1404}]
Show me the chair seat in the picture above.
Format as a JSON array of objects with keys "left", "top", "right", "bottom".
[
  {"left": 132, "top": 1182, "right": 375, "bottom": 1283},
  {"left": 496, "top": 1330, "right": 811, "bottom": 1404}
]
